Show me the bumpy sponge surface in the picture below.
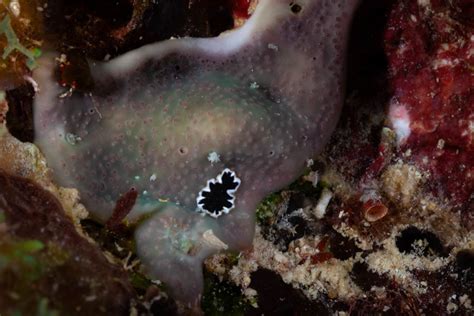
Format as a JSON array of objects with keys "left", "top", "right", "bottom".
[{"left": 33, "top": 0, "right": 360, "bottom": 307}]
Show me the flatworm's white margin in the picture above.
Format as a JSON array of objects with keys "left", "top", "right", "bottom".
[{"left": 196, "top": 168, "right": 241, "bottom": 218}]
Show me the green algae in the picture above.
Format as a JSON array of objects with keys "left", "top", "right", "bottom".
[
  {"left": 202, "top": 272, "right": 250, "bottom": 316},
  {"left": 256, "top": 192, "right": 284, "bottom": 225},
  {"left": 36, "top": 298, "right": 59, "bottom": 316},
  {"left": 0, "top": 237, "right": 48, "bottom": 314},
  {"left": 129, "top": 270, "right": 153, "bottom": 291},
  {"left": 255, "top": 170, "right": 327, "bottom": 225},
  {"left": 0, "top": 238, "right": 45, "bottom": 278},
  {"left": 0, "top": 15, "right": 41, "bottom": 70}
]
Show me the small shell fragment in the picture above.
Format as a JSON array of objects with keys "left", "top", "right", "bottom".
[
  {"left": 9, "top": 0, "right": 21, "bottom": 17},
  {"left": 313, "top": 188, "right": 333, "bottom": 219},
  {"left": 202, "top": 229, "right": 228, "bottom": 250}
]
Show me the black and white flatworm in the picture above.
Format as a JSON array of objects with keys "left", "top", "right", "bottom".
[{"left": 196, "top": 168, "right": 241, "bottom": 218}]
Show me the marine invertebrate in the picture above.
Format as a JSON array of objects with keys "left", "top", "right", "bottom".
[
  {"left": 361, "top": 199, "right": 388, "bottom": 222},
  {"left": 33, "top": 0, "right": 360, "bottom": 308}
]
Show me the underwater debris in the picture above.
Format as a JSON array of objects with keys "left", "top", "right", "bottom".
[{"left": 207, "top": 151, "right": 221, "bottom": 164}]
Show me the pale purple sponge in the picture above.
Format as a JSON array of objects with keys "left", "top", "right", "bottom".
[{"left": 33, "top": 0, "right": 360, "bottom": 308}]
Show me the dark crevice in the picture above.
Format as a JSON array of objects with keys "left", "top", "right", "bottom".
[
  {"left": 396, "top": 226, "right": 447, "bottom": 257},
  {"left": 5, "top": 84, "right": 35, "bottom": 143},
  {"left": 350, "top": 261, "right": 390, "bottom": 292},
  {"left": 327, "top": 230, "right": 361, "bottom": 260},
  {"left": 247, "top": 269, "right": 331, "bottom": 316},
  {"left": 290, "top": 3, "right": 302, "bottom": 14}
]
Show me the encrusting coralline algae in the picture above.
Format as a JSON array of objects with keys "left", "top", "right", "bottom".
[{"left": 32, "top": 0, "right": 360, "bottom": 309}]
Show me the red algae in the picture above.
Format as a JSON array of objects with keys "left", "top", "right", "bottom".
[
  {"left": 232, "top": 0, "right": 252, "bottom": 19},
  {"left": 385, "top": 0, "right": 473, "bottom": 215},
  {"left": 106, "top": 188, "right": 139, "bottom": 231},
  {"left": 310, "top": 236, "right": 333, "bottom": 264}
]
